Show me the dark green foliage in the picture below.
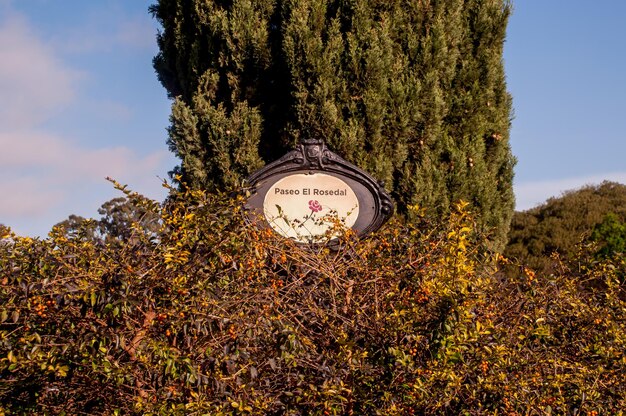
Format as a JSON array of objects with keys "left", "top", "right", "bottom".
[
  {"left": 151, "top": 0, "right": 516, "bottom": 251},
  {"left": 505, "top": 181, "right": 626, "bottom": 273},
  {"left": 591, "top": 212, "right": 626, "bottom": 258}
]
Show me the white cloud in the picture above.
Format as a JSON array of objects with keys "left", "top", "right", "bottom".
[
  {"left": 0, "top": 176, "right": 65, "bottom": 217},
  {"left": 0, "top": 13, "right": 83, "bottom": 128},
  {"left": 514, "top": 172, "right": 626, "bottom": 211},
  {"left": 0, "top": 130, "right": 168, "bottom": 216},
  {"left": 0, "top": 8, "right": 171, "bottom": 236},
  {"left": 0, "top": 131, "right": 167, "bottom": 180}
]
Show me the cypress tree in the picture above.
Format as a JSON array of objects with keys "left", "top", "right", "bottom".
[{"left": 151, "top": 0, "right": 516, "bottom": 250}]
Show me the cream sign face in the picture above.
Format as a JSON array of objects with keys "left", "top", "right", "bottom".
[{"left": 263, "top": 173, "right": 359, "bottom": 242}]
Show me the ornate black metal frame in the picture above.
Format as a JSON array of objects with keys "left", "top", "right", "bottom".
[{"left": 245, "top": 138, "right": 394, "bottom": 239}]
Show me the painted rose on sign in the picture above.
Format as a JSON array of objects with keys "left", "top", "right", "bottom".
[{"left": 308, "top": 200, "right": 322, "bottom": 213}]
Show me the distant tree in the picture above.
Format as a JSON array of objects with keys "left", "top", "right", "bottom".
[
  {"left": 54, "top": 215, "right": 99, "bottom": 241},
  {"left": 97, "top": 197, "right": 161, "bottom": 242},
  {"left": 505, "top": 181, "right": 626, "bottom": 271},
  {"left": 151, "top": 0, "right": 516, "bottom": 251},
  {"left": 54, "top": 198, "right": 161, "bottom": 243}
]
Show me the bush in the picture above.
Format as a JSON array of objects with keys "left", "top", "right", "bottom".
[
  {"left": 1, "top": 183, "right": 625, "bottom": 415},
  {"left": 505, "top": 181, "right": 626, "bottom": 273},
  {"left": 591, "top": 213, "right": 626, "bottom": 260}
]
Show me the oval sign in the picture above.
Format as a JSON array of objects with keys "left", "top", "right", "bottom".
[
  {"left": 246, "top": 140, "right": 394, "bottom": 244},
  {"left": 263, "top": 173, "right": 360, "bottom": 242}
]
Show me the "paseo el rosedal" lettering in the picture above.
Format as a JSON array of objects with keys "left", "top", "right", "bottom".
[{"left": 274, "top": 188, "right": 348, "bottom": 196}]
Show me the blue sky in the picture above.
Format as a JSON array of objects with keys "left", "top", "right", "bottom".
[
  {"left": 1, "top": 1, "right": 625, "bottom": 237},
  {"left": 505, "top": 1, "right": 626, "bottom": 208}
]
